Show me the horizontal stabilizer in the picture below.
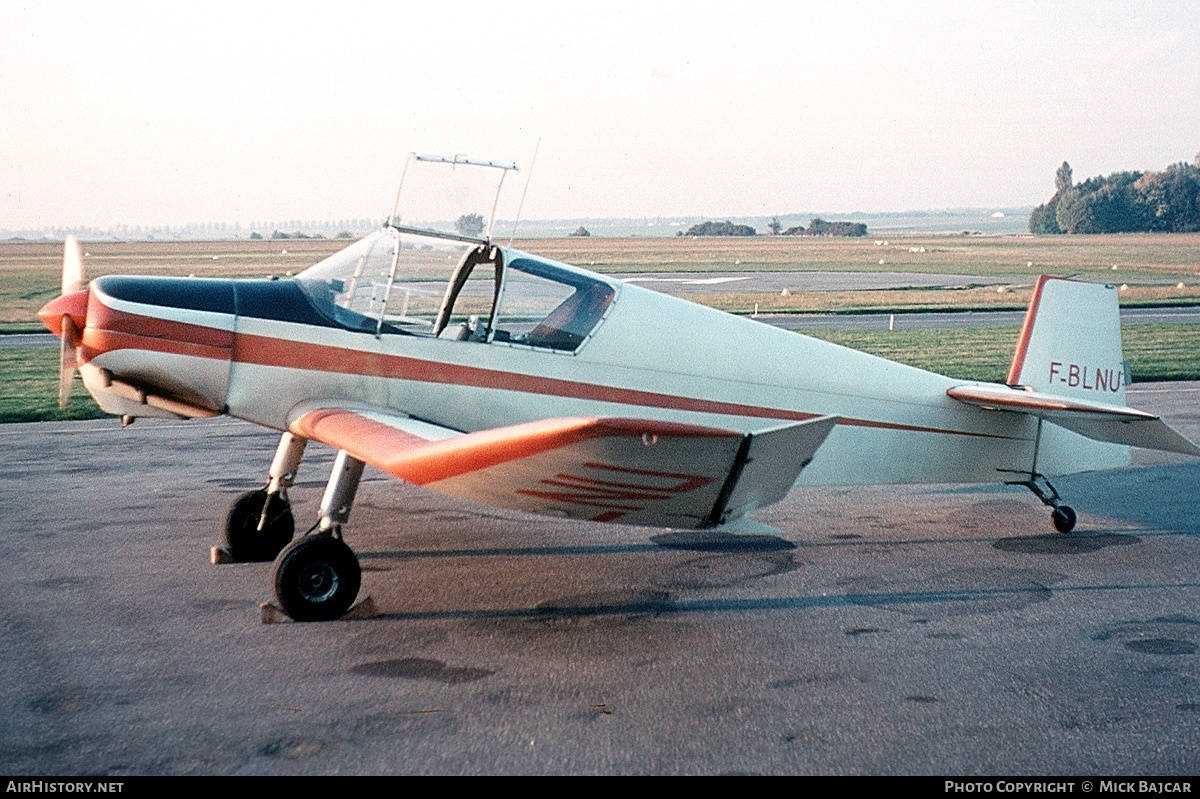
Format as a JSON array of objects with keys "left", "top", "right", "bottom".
[
  {"left": 947, "top": 384, "right": 1200, "bottom": 456},
  {"left": 289, "top": 403, "right": 836, "bottom": 528}
]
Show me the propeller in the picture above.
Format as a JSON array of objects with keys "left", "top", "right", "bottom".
[
  {"left": 62, "top": 234, "right": 83, "bottom": 294},
  {"left": 59, "top": 315, "right": 80, "bottom": 409},
  {"left": 57, "top": 236, "right": 84, "bottom": 409}
]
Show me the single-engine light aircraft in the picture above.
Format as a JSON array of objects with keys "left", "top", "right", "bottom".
[{"left": 38, "top": 155, "right": 1200, "bottom": 621}]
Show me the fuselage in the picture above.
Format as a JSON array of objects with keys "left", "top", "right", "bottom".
[{"left": 54, "top": 241, "right": 1129, "bottom": 488}]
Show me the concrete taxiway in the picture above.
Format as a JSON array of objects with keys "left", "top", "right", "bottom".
[
  {"left": 619, "top": 270, "right": 1014, "bottom": 293},
  {"left": 1, "top": 383, "right": 1198, "bottom": 775}
]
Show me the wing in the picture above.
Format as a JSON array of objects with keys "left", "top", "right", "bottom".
[
  {"left": 947, "top": 384, "right": 1200, "bottom": 456},
  {"left": 287, "top": 401, "right": 837, "bottom": 528}
]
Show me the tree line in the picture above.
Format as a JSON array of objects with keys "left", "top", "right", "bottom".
[
  {"left": 1030, "top": 155, "right": 1200, "bottom": 234},
  {"left": 782, "top": 218, "right": 867, "bottom": 237},
  {"left": 681, "top": 218, "right": 868, "bottom": 237}
]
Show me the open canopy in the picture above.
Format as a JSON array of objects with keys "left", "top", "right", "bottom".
[{"left": 295, "top": 229, "right": 617, "bottom": 352}]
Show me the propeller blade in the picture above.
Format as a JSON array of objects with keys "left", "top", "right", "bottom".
[
  {"left": 58, "top": 315, "right": 80, "bottom": 410},
  {"left": 62, "top": 235, "right": 83, "bottom": 295}
]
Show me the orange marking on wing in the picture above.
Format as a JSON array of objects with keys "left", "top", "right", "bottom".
[
  {"left": 290, "top": 411, "right": 733, "bottom": 488},
  {"left": 515, "top": 464, "right": 716, "bottom": 516},
  {"left": 946, "top": 386, "right": 1153, "bottom": 419},
  {"left": 290, "top": 409, "right": 429, "bottom": 469}
]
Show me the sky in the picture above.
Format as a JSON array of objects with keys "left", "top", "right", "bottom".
[{"left": 3, "top": 1, "right": 1199, "bottom": 229}]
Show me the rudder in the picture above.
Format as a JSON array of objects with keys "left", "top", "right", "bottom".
[{"left": 1007, "top": 276, "right": 1127, "bottom": 405}]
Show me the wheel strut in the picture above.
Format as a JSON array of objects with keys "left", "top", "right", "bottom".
[
  {"left": 270, "top": 449, "right": 365, "bottom": 621},
  {"left": 315, "top": 449, "right": 365, "bottom": 537},
  {"left": 263, "top": 432, "right": 307, "bottom": 524},
  {"left": 222, "top": 432, "right": 307, "bottom": 562},
  {"left": 1009, "top": 473, "right": 1077, "bottom": 534},
  {"left": 1002, "top": 419, "right": 1078, "bottom": 534}
]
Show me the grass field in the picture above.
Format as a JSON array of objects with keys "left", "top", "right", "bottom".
[
  {"left": 522, "top": 232, "right": 1200, "bottom": 279},
  {"left": 4, "top": 233, "right": 1200, "bottom": 329},
  {"left": 804, "top": 323, "right": 1200, "bottom": 383},
  {"left": 0, "top": 348, "right": 110, "bottom": 423}
]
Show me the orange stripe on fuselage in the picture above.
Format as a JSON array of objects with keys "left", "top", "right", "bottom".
[
  {"left": 90, "top": 301, "right": 1018, "bottom": 441},
  {"left": 235, "top": 330, "right": 818, "bottom": 423},
  {"left": 88, "top": 294, "right": 233, "bottom": 348},
  {"left": 81, "top": 328, "right": 232, "bottom": 364},
  {"left": 239, "top": 332, "right": 1011, "bottom": 438}
]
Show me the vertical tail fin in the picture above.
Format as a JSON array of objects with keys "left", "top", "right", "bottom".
[{"left": 1007, "top": 276, "right": 1127, "bottom": 406}]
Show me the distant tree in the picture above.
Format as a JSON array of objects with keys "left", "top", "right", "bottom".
[
  {"left": 1028, "top": 203, "right": 1061, "bottom": 234},
  {"left": 767, "top": 217, "right": 782, "bottom": 235},
  {"left": 569, "top": 226, "right": 591, "bottom": 237},
  {"left": 684, "top": 220, "right": 757, "bottom": 236},
  {"left": 249, "top": 232, "right": 263, "bottom": 240},
  {"left": 270, "top": 230, "right": 288, "bottom": 239},
  {"left": 335, "top": 230, "right": 355, "bottom": 239},
  {"left": 1055, "top": 161, "right": 1074, "bottom": 194},
  {"left": 1032, "top": 157, "right": 1200, "bottom": 234},
  {"left": 1055, "top": 171, "right": 1142, "bottom": 233},
  {"left": 789, "top": 218, "right": 867, "bottom": 237},
  {"left": 1135, "top": 162, "right": 1200, "bottom": 232},
  {"left": 1030, "top": 161, "right": 1072, "bottom": 234},
  {"left": 455, "top": 213, "right": 485, "bottom": 238}
]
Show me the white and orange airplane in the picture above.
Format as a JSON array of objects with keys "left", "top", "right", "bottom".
[{"left": 38, "top": 155, "right": 1200, "bottom": 621}]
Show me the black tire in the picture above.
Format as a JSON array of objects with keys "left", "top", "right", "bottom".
[
  {"left": 272, "top": 534, "right": 361, "bottom": 622},
  {"left": 1051, "top": 505, "right": 1077, "bottom": 534},
  {"left": 223, "top": 489, "right": 294, "bottom": 562}
]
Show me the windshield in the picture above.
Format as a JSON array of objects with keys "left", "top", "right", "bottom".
[
  {"left": 492, "top": 255, "right": 616, "bottom": 351},
  {"left": 296, "top": 229, "right": 472, "bottom": 334}
]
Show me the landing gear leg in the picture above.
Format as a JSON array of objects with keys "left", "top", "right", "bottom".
[
  {"left": 271, "top": 450, "right": 363, "bottom": 621},
  {"left": 1004, "top": 418, "right": 1077, "bottom": 534},
  {"left": 1013, "top": 473, "right": 1077, "bottom": 534},
  {"left": 223, "top": 433, "right": 307, "bottom": 561}
]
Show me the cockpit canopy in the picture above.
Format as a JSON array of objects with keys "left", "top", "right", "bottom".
[{"left": 295, "top": 228, "right": 617, "bottom": 352}]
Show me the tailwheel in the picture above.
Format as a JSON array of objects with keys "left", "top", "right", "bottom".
[
  {"left": 1006, "top": 470, "right": 1081, "bottom": 535},
  {"left": 1051, "top": 505, "right": 1077, "bottom": 534},
  {"left": 272, "top": 534, "right": 361, "bottom": 622},
  {"left": 223, "top": 488, "right": 295, "bottom": 562}
]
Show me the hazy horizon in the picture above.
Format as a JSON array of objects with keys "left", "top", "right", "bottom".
[
  {"left": 4, "top": 2, "right": 1198, "bottom": 230},
  {"left": 1, "top": 206, "right": 1037, "bottom": 240}
]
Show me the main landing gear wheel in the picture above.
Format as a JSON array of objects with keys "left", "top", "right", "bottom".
[
  {"left": 223, "top": 489, "right": 295, "bottom": 562},
  {"left": 272, "top": 534, "right": 361, "bottom": 622},
  {"left": 1051, "top": 505, "right": 1077, "bottom": 534}
]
